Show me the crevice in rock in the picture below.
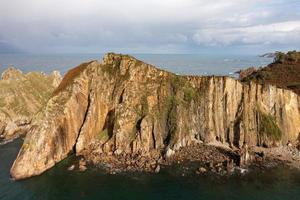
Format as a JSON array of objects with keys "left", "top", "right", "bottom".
[
  {"left": 224, "top": 92, "right": 228, "bottom": 114},
  {"left": 72, "top": 91, "right": 92, "bottom": 153},
  {"left": 111, "top": 83, "right": 117, "bottom": 101},
  {"left": 136, "top": 116, "right": 144, "bottom": 134},
  {"left": 164, "top": 104, "right": 177, "bottom": 146},
  {"left": 102, "top": 109, "right": 115, "bottom": 141},
  {"left": 119, "top": 88, "right": 125, "bottom": 104},
  {"left": 233, "top": 88, "right": 245, "bottom": 148},
  {"left": 255, "top": 109, "right": 261, "bottom": 146},
  {"left": 211, "top": 78, "right": 217, "bottom": 140},
  {"left": 151, "top": 120, "right": 156, "bottom": 149}
]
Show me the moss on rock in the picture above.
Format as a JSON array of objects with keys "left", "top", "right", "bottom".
[{"left": 258, "top": 110, "right": 282, "bottom": 141}]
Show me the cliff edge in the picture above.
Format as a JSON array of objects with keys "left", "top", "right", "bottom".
[{"left": 10, "top": 53, "right": 300, "bottom": 180}]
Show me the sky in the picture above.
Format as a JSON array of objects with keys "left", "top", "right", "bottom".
[{"left": 0, "top": 0, "right": 299, "bottom": 54}]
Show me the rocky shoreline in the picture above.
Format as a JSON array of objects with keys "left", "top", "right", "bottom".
[{"left": 66, "top": 141, "right": 300, "bottom": 177}]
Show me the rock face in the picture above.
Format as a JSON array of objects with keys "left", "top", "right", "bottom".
[
  {"left": 10, "top": 53, "right": 300, "bottom": 180},
  {"left": 0, "top": 67, "right": 61, "bottom": 143}
]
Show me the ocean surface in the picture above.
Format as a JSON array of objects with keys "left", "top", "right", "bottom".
[
  {"left": 2, "top": 139, "right": 300, "bottom": 200},
  {"left": 0, "top": 53, "right": 272, "bottom": 76},
  {"left": 2, "top": 53, "right": 300, "bottom": 200}
]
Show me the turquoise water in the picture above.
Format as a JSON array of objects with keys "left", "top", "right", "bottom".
[
  {"left": 2, "top": 54, "right": 300, "bottom": 200},
  {"left": 0, "top": 53, "right": 272, "bottom": 76},
  {"left": 1, "top": 139, "right": 300, "bottom": 200}
]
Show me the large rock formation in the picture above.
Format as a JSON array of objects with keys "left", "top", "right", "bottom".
[
  {"left": 0, "top": 67, "right": 61, "bottom": 143},
  {"left": 10, "top": 53, "right": 300, "bottom": 180}
]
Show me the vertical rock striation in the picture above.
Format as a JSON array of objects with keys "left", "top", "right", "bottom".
[{"left": 10, "top": 53, "right": 300, "bottom": 180}]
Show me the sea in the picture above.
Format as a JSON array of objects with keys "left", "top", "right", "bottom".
[
  {"left": 2, "top": 53, "right": 300, "bottom": 200},
  {"left": 0, "top": 53, "right": 272, "bottom": 76}
]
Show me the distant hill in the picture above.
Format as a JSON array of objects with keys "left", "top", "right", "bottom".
[{"left": 259, "top": 53, "right": 276, "bottom": 58}]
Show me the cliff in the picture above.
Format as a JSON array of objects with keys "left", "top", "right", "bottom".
[
  {"left": 10, "top": 53, "right": 300, "bottom": 180},
  {"left": 0, "top": 67, "right": 61, "bottom": 143}
]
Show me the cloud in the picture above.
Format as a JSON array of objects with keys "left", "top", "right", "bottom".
[
  {"left": 193, "top": 21, "right": 300, "bottom": 46},
  {"left": 0, "top": 0, "right": 299, "bottom": 53}
]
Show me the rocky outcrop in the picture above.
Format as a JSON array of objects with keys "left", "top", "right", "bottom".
[
  {"left": 241, "top": 51, "right": 300, "bottom": 95},
  {"left": 236, "top": 67, "right": 257, "bottom": 79},
  {"left": 10, "top": 53, "right": 300, "bottom": 180},
  {"left": 0, "top": 67, "right": 61, "bottom": 143}
]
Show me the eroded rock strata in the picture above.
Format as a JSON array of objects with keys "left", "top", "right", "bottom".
[
  {"left": 0, "top": 67, "right": 61, "bottom": 143},
  {"left": 10, "top": 53, "right": 300, "bottom": 180}
]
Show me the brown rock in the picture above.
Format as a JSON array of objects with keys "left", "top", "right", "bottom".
[
  {"left": 10, "top": 53, "right": 300, "bottom": 180},
  {"left": 237, "top": 67, "right": 257, "bottom": 79},
  {"left": 198, "top": 167, "right": 207, "bottom": 173},
  {"left": 68, "top": 164, "right": 75, "bottom": 171},
  {"left": 154, "top": 165, "right": 160, "bottom": 173},
  {"left": 79, "top": 159, "right": 87, "bottom": 172}
]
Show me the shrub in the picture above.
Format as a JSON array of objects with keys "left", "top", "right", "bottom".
[
  {"left": 287, "top": 82, "right": 300, "bottom": 88},
  {"left": 96, "top": 129, "right": 110, "bottom": 141},
  {"left": 258, "top": 111, "right": 282, "bottom": 141},
  {"left": 183, "top": 87, "right": 195, "bottom": 103},
  {"left": 274, "top": 51, "right": 300, "bottom": 64}
]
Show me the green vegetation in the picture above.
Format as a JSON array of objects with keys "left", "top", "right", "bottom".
[
  {"left": 96, "top": 129, "right": 110, "bottom": 142},
  {"left": 102, "top": 57, "right": 130, "bottom": 85},
  {"left": 140, "top": 95, "right": 149, "bottom": 115},
  {"left": 27, "top": 72, "right": 55, "bottom": 104},
  {"left": 165, "top": 95, "right": 179, "bottom": 110},
  {"left": 287, "top": 82, "right": 300, "bottom": 88},
  {"left": 170, "top": 74, "right": 197, "bottom": 104},
  {"left": 130, "top": 125, "right": 138, "bottom": 142},
  {"left": 158, "top": 74, "right": 200, "bottom": 146},
  {"left": 183, "top": 87, "right": 196, "bottom": 103},
  {"left": 0, "top": 70, "right": 58, "bottom": 117},
  {"left": 164, "top": 95, "right": 179, "bottom": 145},
  {"left": 22, "top": 141, "right": 34, "bottom": 151},
  {"left": 133, "top": 94, "right": 150, "bottom": 118},
  {"left": 103, "top": 63, "right": 119, "bottom": 76},
  {"left": 170, "top": 75, "right": 186, "bottom": 91},
  {"left": 274, "top": 51, "right": 300, "bottom": 64},
  {"left": 258, "top": 110, "right": 282, "bottom": 141},
  {"left": 241, "top": 51, "right": 300, "bottom": 95}
]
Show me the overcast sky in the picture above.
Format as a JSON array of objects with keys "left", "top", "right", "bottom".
[{"left": 0, "top": 0, "right": 299, "bottom": 54}]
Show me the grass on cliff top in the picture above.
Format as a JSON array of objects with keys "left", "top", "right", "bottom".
[
  {"left": 0, "top": 71, "right": 58, "bottom": 116},
  {"left": 258, "top": 110, "right": 282, "bottom": 141},
  {"left": 274, "top": 51, "right": 300, "bottom": 64},
  {"left": 241, "top": 53, "right": 300, "bottom": 95},
  {"left": 287, "top": 82, "right": 300, "bottom": 89},
  {"left": 52, "top": 61, "right": 92, "bottom": 96},
  {"left": 26, "top": 72, "right": 56, "bottom": 102}
]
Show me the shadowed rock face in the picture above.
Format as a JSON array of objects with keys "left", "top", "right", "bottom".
[
  {"left": 0, "top": 67, "right": 61, "bottom": 143},
  {"left": 10, "top": 53, "right": 300, "bottom": 180}
]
